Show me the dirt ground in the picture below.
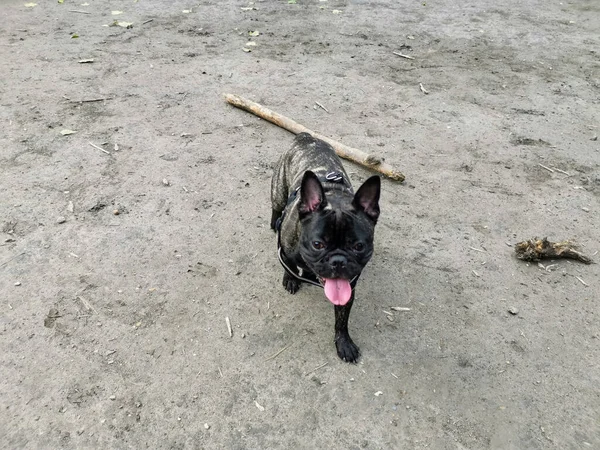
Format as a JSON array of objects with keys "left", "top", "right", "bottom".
[{"left": 1, "top": 0, "right": 599, "bottom": 448}]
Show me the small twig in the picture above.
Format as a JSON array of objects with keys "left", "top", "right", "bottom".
[
  {"left": 472, "top": 270, "right": 480, "bottom": 277},
  {"left": 419, "top": 83, "right": 429, "bottom": 94},
  {"left": 69, "top": 9, "right": 91, "bottom": 14},
  {"left": 265, "top": 343, "right": 291, "bottom": 361},
  {"left": 218, "top": 367, "right": 223, "bottom": 378},
  {"left": 390, "top": 307, "right": 411, "bottom": 312},
  {"left": 142, "top": 19, "right": 154, "bottom": 25},
  {"left": 393, "top": 51, "right": 414, "bottom": 60},
  {"left": 70, "top": 97, "right": 113, "bottom": 104},
  {"left": 469, "top": 246, "right": 485, "bottom": 253},
  {"left": 538, "top": 163, "right": 554, "bottom": 173},
  {"left": 78, "top": 296, "right": 98, "bottom": 314},
  {"left": 225, "top": 316, "right": 232, "bottom": 337},
  {"left": 552, "top": 167, "right": 570, "bottom": 176},
  {"left": 382, "top": 310, "right": 394, "bottom": 316},
  {"left": 575, "top": 276, "right": 589, "bottom": 287},
  {"left": 89, "top": 142, "right": 111, "bottom": 155},
  {"left": 0, "top": 252, "right": 26, "bottom": 267},
  {"left": 304, "top": 362, "right": 328, "bottom": 377},
  {"left": 391, "top": 373, "right": 399, "bottom": 379},
  {"left": 314, "top": 101, "right": 329, "bottom": 113}
]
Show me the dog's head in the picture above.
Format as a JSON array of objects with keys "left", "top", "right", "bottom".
[{"left": 297, "top": 171, "right": 380, "bottom": 305}]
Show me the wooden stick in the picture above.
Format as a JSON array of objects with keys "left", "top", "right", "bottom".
[{"left": 224, "top": 94, "right": 405, "bottom": 182}]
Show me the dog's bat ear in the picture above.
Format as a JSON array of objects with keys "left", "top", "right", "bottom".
[
  {"left": 299, "top": 171, "right": 327, "bottom": 214},
  {"left": 353, "top": 176, "right": 380, "bottom": 222}
]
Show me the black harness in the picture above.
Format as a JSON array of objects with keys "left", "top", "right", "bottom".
[{"left": 275, "top": 171, "right": 359, "bottom": 290}]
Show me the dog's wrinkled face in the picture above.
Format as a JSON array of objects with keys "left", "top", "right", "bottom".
[{"left": 298, "top": 171, "right": 380, "bottom": 306}]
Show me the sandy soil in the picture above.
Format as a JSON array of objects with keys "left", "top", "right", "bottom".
[{"left": 1, "top": 0, "right": 599, "bottom": 448}]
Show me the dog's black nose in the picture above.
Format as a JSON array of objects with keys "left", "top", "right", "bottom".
[{"left": 329, "top": 255, "right": 347, "bottom": 269}]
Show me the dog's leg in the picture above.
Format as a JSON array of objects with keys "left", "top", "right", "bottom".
[
  {"left": 334, "top": 293, "right": 360, "bottom": 363},
  {"left": 270, "top": 209, "right": 282, "bottom": 231},
  {"left": 280, "top": 252, "right": 301, "bottom": 294},
  {"left": 282, "top": 271, "right": 300, "bottom": 294}
]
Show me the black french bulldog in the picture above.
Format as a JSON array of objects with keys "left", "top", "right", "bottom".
[{"left": 270, "top": 132, "right": 381, "bottom": 363}]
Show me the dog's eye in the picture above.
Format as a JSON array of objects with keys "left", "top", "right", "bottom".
[
  {"left": 353, "top": 242, "right": 365, "bottom": 252},
  {"left": 312, "top": 241, "right": 325, "bottom": 250}
]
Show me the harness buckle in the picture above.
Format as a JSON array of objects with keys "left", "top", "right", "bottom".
[{"left": 325, "top": 171, "right": 343, "bottom": 182}]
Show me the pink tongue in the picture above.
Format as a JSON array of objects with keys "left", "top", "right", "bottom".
[{"left": 323, "top": 278, "right": 352, "bottom": 305}]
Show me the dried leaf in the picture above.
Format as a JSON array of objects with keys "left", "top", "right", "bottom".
[
  {"left": 111, "top": 10, "right": 123, "bottom": 15},
  {"left": 182, "top": 9, "right": 191, "bottom": 13},
  {"left": 81, "top": 2, "right": 89, "bottom": 5},
  {"left": 60, "top": 129, "right": 77, "bottom": 136},
  {"left": 240, "top": 6, "right": 256, "bottom": 10},
  {"left": 248, "top": 30, "right": 260, "bottom": 36},
  {"left": 332, "top": 9, "right": 342, "bottom": 13},
  {"left": 24, "top": 2, "right": 37, "bottom": 7},
  {"left": 111, "top": 20, "right": 134, "bottom": 28},
  {"left": 243, "top": 48, "right": 251, "bottom": 52},
  {"left": 58, "top": 0, "right": 64, "bottom": 3},
  {"left": 245, "top": 41, "right": 256, "bottom": 46},
  {"left": 288, "top": 0, "right": 296, "bottom": 3},
  {"left": 71, "top": 33, "right": 79, "bottom": 38},
  {"left": 78, "top": 58, "right": 94, "bottom": 63}
]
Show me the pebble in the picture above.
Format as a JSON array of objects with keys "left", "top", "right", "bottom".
[
  {"left": 113, "top": 209, "right": 120, "bottom": 215},
  {"left": 162, "top": 178, "right": 170, "bottom": 186},
  {"left": 508, "top": 307, "right": 519, "bottom": 315},
  {"left": 14, "top": 281, "right": 21, "bottom": 286},
  {"left": 57, "top": 216, "right": 66, "bottom": 224},
  {"left": 204, "top": 423, "right": 210, "bottom": 430},
  {"left": 109, "top": 395, "right": 116, "bottom": 400}
]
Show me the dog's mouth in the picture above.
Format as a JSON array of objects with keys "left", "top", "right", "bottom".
[{"left": 319, "top": 277, "right": 352, "bottom": 306}]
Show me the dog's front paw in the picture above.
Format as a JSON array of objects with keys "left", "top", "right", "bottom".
[
  {"left": 283, "top": 272, "right": 300, "bottom": 294},
  {"left": 335, "top": 333, "right": 360, "bottom": 363}
]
